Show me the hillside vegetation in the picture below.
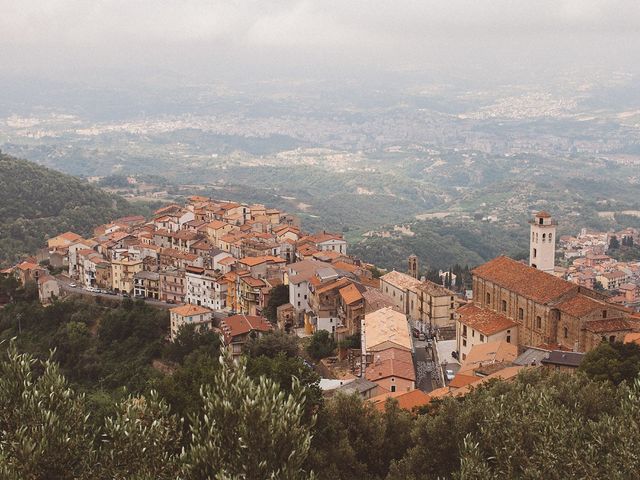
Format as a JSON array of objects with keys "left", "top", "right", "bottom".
[{"left": 0, "top": 152, "right": 140, "bottom": 265}]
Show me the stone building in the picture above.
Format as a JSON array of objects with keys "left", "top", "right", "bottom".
[{"left": 457, "top": 256, "right": 635, "bottom": 355}]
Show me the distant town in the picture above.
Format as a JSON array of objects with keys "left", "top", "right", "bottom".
[{"left": 2, "top": 197, "right": 640, "bottom": 402}]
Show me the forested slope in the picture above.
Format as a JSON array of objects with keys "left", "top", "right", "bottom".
[{"left": 0, "top": 152, "right": 136, "bottom": 264}]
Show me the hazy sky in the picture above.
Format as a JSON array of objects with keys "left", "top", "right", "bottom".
[{"left": 1, "top": 0, "right": 640, "bottom": 84}]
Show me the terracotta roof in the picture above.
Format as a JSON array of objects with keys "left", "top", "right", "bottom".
[
  {"left": 583, "top": 318, "right": 632, "bottom": 333},
  {"left": 238, "top": 256, "right": 286, "bottom": 267},
  {"left": 206, "top": 220, "right": 229, "bottom": 230},
  {"left": 58, "top": 231, "right": 83, "bottom": 242},
  {"left": 471, "top": 256, "right": 576, "bottom": 304},
  {"left": 536, "top": 211, "right": 552, "bottom": 218},
  {"left": 241, "top": 276, "right": 266, "bottom": 288},
  {"left": 457, "top": 303, "right": 518, "bottom": 336},
  {"left": 221, "top": 314, "right": 272, "bottom": 343},
  {"left": 450, "top": 366, "right": 525, "bottom": 397},
  {"left": 315, "top": 277, "right": 351, "bottom": 295},
  {"left": 170, "top": 304, "right": 212, "bottom": 316},
  {"left": 366, "top": 348, "right": 416, "bottom": 382},
  {"left": 448, "top": 374, "right": 479, "bottom": 389},
  {"left": 363, "top": 307, "right": 412, "bottom": 351},
  {"left": 16, "top": 261, "right": 39, "bottom": 271},
  {"left": 331, "top": 260, "right": 358, "bottom": 273},
  {"left": 369, "top": 389, "right": 431, "bottom": 412},
  {"left": 555, "top": 294, "right": 607, "bottom": 317},
  {"left": 380, "top": 270, "right": 422, "bottom": 291},
  {"left": 459, "top": 340, "right": 518, "bottom": 374},
  {"left": 339, "top": 283, "right": 364, "bottom": 305},
  {"left": 624, "top": 333, "right": 640, "bottom": 345}
]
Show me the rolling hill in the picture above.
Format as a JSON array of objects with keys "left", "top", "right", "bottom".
[{"left": 0, "top": 152, "right": 139, "bottom": 265}]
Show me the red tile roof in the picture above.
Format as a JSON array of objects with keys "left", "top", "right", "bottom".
[
  {"left": 221, "top": 314, "right": 272, "bottom": 343},
  {"left": 457, "top": 303, "right": 518, "bottom": 336},
  {"left": 369, "top": 389, "right": 431, "bottom": 412},
  {"left": 556, "top": 294, "right": 608, "bottom": 317},
  {"left": 583, "top": 318, "right": 632, "bottom": 334},
  {"left": 472, "top": 256, "right": 576, "bottom": 304}
]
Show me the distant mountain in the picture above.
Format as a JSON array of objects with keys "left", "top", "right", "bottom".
[{"left": 0, "top": 153, "right": 137, "bottom": 265}]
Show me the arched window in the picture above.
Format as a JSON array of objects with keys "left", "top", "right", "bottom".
[
  {"left": 486, "top": 292, "right": 491, "bottom": 304},
  {"left": 564, "top": 327, "right": 568, "bottom": 338},
  {"left": 501, "top": 300, "right": 507, "bottom": 312},
  {"left": 549, "top": 233, "right": 553, "bottom": 242},
  {"left": 542, "top": 233, "right": 546, "bottom": 241},
  {"left": 518, "top": 308, "right": 524, "bottom": 320},
  {"left": 536, "top": 316, "right": 542, "bottom": 329}
]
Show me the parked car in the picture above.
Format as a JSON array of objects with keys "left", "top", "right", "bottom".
[
  {"left": 122, "top": 292, "right": 130, "bottom": 298},
  {"left": 411, "top": 327, "right": 420, "bottom": 338},
  {"left": 445, "top": 369, "right": 455, "bottom": 382},
  {"left": 69, "top": 283, "right": 77, "bottom": 288},
  {"left": 418, "top": 332, "right": 426, "bottom": 341}
]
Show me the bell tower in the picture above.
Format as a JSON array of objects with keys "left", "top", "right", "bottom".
[
  {"left": 408, "top": 254, "right": 418, "bottom": 279},
  {"left": 529, "top": 211, "right": 556, "bottom": 273}
]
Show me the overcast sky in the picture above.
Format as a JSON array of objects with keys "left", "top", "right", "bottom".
[{"left": 1, "top": 0, "right": 640, "bottom": 85}]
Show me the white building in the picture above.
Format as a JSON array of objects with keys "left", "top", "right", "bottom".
[
  {"left": 455, "top": 303, "right": 518, "bottom": 363},
  {"left": 529, "top": 211, "right": 557, "bottom": 274},
  {"left": 185, "top": 266, "right": 226, "bottom": 310}
]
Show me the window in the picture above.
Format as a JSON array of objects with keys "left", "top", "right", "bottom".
[
  {"left": 539, "top": 217, "right": 543, "bottom": 225},
  {"left": 564, "top": 327, "right": 568, "bottom": 339},
  {"left": 602, "top": 310, "right": 607, "bottom": 319},
  {"left": 390, "top": 385, "right": 396, "bottom": 393},
  {"left": 392, "top": 291, "right": 395, "bottom": 297},
  {"left": 462, "top": 339, "right": 467, "bottom": 347},
  {"left": 518, "top": 307, "right": 524, "bottom": 320},
  {"left": 536, "top": 316, "right": 542, "bottom": 329},
  {"left": 609, "top": 335, "right": 616, "bottom": 343},
  {"left": 385, "top": 286, "right": 388, "bottom": 293},
  {"left": 486, "top": 292, "right": 491, "bottom": 304},
  {"left": 542, "top": 233, "right": 546, "bottom": 241},
  {"left": 462, "top": 353, "right": 466, "bottom": 361},
  {"left": 462, "top": 325, "right": 467, "bottom": 337},
  {"left": 450, "top": 313, "right": 454, "bottom": 320},
  {"left": 472, "top": 330, "right": 475, "bottom": 338},
  {"left": 506, "top": 335, "right": 511, "bottom": 343},
  {"left": 304, "top": 295, "right": 307, "bottom": 300},
  {"left": 480, "top": 334, "right": 484, "bottom": 342},
  {"left": 501, "top": 300, "right": 507, "bottom": 312},
  {"left": 549, "top": 233, "right": 553, "bottom": 242},
  {"left": 533, "top": 248, "right": 537, "bottom": 258},
  {"left": 411, "top": 300, "right": 414, "bottom": 310}
]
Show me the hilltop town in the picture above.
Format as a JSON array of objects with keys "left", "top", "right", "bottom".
[{"left": 3, "top": 195, "right": 640, "bottom": 405}]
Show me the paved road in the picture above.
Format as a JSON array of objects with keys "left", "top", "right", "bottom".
[
  {"left": 413, "top": 336, "right": 439, "bottom": 392},
  {"left": 56, "top": 275, "right": 172, "bottom": 309}
]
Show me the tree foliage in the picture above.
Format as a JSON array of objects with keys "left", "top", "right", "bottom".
[
  {"left": 0, "top": 153, "right": 142, "bottom": 265},
  {"left": 263, "top": 283, "right": 289, "bottom": 322},
  {"left": 306, "top": 330, "right": 336, "bottom": 361},
  {"left": 579, "top": 340, "right": 640, "bottom": 385},
  {"left": 182, "top": 356, "right": 315, "bottom": 480}
]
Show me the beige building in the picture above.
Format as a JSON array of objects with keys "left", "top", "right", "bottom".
[
  {"left": 380, "top": 270, "right": 459, "bottom": 329},
  {"left": 38, "top": 275, "right": 60, "bottom": 305},
  {"left": 111, "top": 258, "right": 143, "bottom": 294},
  {"left": 169, "top": 304, "right": 213, "bottom": 341}
]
